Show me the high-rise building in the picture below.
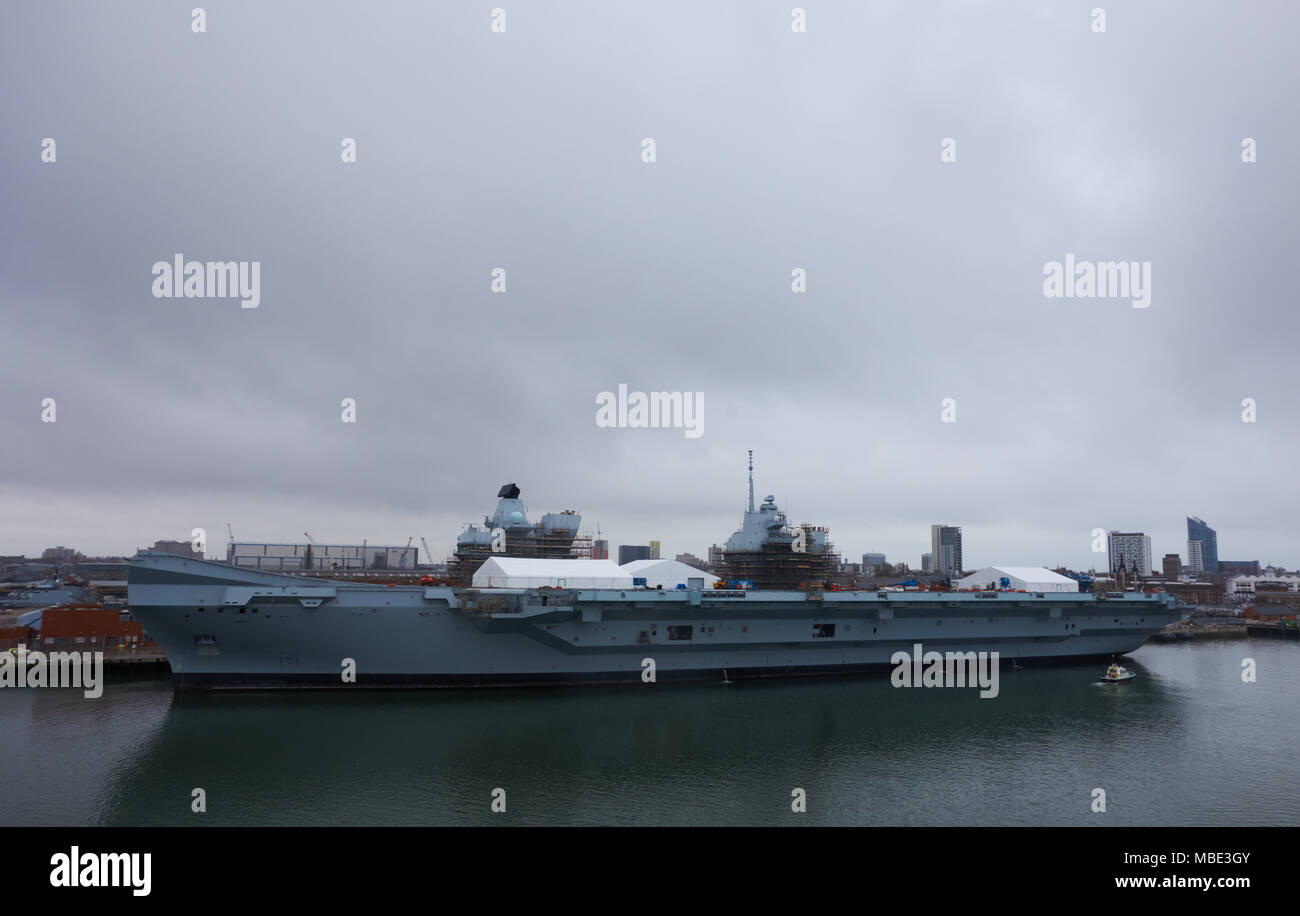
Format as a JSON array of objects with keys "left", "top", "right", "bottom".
[
  {"left": 649, "top": 540, "right": 661, "bottom": 560},
  {"left": 921, "top": 553, "right": 932, "bottom": 573},
  {"left": 618, "top": 544, "right": 652, "bottom": 565},
  {"left": 1186, "top": 516, "right": 1218, "bottom": 574},
  {"left": 1161, "top": 553, "right": 1182, "bottom": 579},
  {"left": 1186, "top": 541, "right": 1204, "bottom": 574},
  {"left": 708, "top": 544, "right": 725, "bottom": 571},
  {"left": 1107, "top": 532, "right": 1152, "bottom": 577},
  {"left": 930, "top": 525, "right": 963, "bottom": 576},
  {"left": 862, "top": 553, "right": 886, "bottom": 574},
  {"left": 592, "top": 539, "right": 609, "bottom": 560}
]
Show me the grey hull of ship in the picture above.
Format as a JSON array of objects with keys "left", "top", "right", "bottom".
[{"left": 127, "top": 553, "right": 1187, "bottom": 689}]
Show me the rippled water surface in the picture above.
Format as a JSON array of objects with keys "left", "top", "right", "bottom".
[{"left": 1, "top": 638, "right": 1295, "bottom": 825}]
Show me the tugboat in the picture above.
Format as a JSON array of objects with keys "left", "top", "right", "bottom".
[{"left": 1099, "top": 661, "right": 1136, "bottom": 683}]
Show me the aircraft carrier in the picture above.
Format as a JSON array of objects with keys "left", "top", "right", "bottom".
[{"left": 126, "top": 464, "right": 1189, "bottom": 690}]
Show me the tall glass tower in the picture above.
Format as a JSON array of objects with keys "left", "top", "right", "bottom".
[
  {"left": 930, "top": 525, "right": 963, "bottom": 576},
  {"left": 1186, "top": 516, "right": 1218, "bottom": 574}
]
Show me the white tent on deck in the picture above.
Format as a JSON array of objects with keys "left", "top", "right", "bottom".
[
  {"left": 953, "top": 566, "right": 1079, "bottom": 593},
  {"left": 620, "top": 558, "right": 719, "bottom": 589},
  {"left": 471, "top": 557, "right": 634, "bottom": 589}
]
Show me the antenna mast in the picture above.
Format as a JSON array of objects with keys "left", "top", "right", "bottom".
[{"left": 747, "top": 449, "right": 755, "bottom": 514}]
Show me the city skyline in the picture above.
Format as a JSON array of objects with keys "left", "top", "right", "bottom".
[{"left": 6, "top": 508, "right": 1285, "bottom": 578}]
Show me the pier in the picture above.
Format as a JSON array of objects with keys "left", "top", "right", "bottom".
[
  {"left": 1151, "top": 617, "right": 1299, "bottom": 642},
  {"left": 102, "top": 646, "right": 170, "bottom": 669},
  {"left": 1245, "top": 621, "right": 1300, "bottom": 640}
]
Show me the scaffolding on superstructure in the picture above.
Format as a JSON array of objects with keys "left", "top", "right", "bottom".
[
  {"left": 447, "top": 512, "right": 592, "bottom": 585},
  {"left": 718, "top": 524, "right": 840, "bottom": 591}
]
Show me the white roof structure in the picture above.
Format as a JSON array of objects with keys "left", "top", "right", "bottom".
[
  {"left": 620, "top": 558, "right": 719, "bottom": 589},
  {"left": 472, "top": 557, "right": 634, "bottom": 589},
  {"left": 1227, "top": 574, "right": 1300, "bottom": 592},
  {"left": 954, "top": 566, "right": 1079, "bottom": 593}
]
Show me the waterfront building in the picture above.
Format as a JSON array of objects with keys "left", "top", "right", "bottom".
[
  {"left": 41, "top": 546, "right": 81, "bottom": 563},
  {"left": 1227, "top": 574, "right": 1300, "bottom": 599},
  {"left": 152, "top": 539, "right": 203, "bottom": 559},
  {"left": 1219, "top": 560, "right": 1260, "bottom": 576},
  {"left": 229, "top": 542, "right": 417, "bottom": 571}
]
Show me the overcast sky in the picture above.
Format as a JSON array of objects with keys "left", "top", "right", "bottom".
[{"left": 2, "top": 1, "right": 1297, "bottom": 571}]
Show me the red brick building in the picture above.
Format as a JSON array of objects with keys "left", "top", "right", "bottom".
[
  {"left": 0, "top": 627, "right": 30, "bottom": 651},
  {"left": 31, "top": 604, "right": 153, "bottom": 651}
]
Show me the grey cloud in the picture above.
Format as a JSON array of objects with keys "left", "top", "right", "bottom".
[{"left": 1, "top": 1, "right": 1296, "bottom": 570}]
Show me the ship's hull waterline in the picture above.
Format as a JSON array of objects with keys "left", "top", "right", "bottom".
[{"left": 126, "top": 553, "right": 1188, "bottom": 691}]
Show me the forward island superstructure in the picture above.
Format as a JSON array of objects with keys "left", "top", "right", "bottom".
[{"left": 127, "top": 462, "right": 1189, "bottom": 690}]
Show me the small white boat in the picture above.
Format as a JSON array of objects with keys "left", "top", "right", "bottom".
[{"left": 1099, "top": 662, "right": 1136, "bottom": 683}]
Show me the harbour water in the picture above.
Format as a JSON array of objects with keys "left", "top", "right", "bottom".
[{"left": 1, "top": 638, "right": 1295, "bottom": 826}]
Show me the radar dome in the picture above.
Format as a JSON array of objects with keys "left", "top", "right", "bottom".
[{"left": 510, "top": 511, "right": 524, "bottom": 524}]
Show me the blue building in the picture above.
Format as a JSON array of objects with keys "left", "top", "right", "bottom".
[{"left": 1186, "top": 516, "right": 1218, "bottom": 574}]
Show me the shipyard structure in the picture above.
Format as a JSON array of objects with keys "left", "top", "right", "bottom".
[{"left": 127, "top": 458, "right": 1189, "bottom": 690}]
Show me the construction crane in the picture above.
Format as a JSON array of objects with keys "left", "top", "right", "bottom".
[
  {"left": 226, "top": 523, "right": 235, "bottom": 545},
  {"left": 302, "top": 531, "right": 317, "bottom": 570},
  {"left": 420, "top": 537, "right": 435, "bottom": 568}
]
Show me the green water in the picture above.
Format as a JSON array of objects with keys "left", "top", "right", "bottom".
[{"left": 1, "top": 638, "right": 1294, "bottom": 826}]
